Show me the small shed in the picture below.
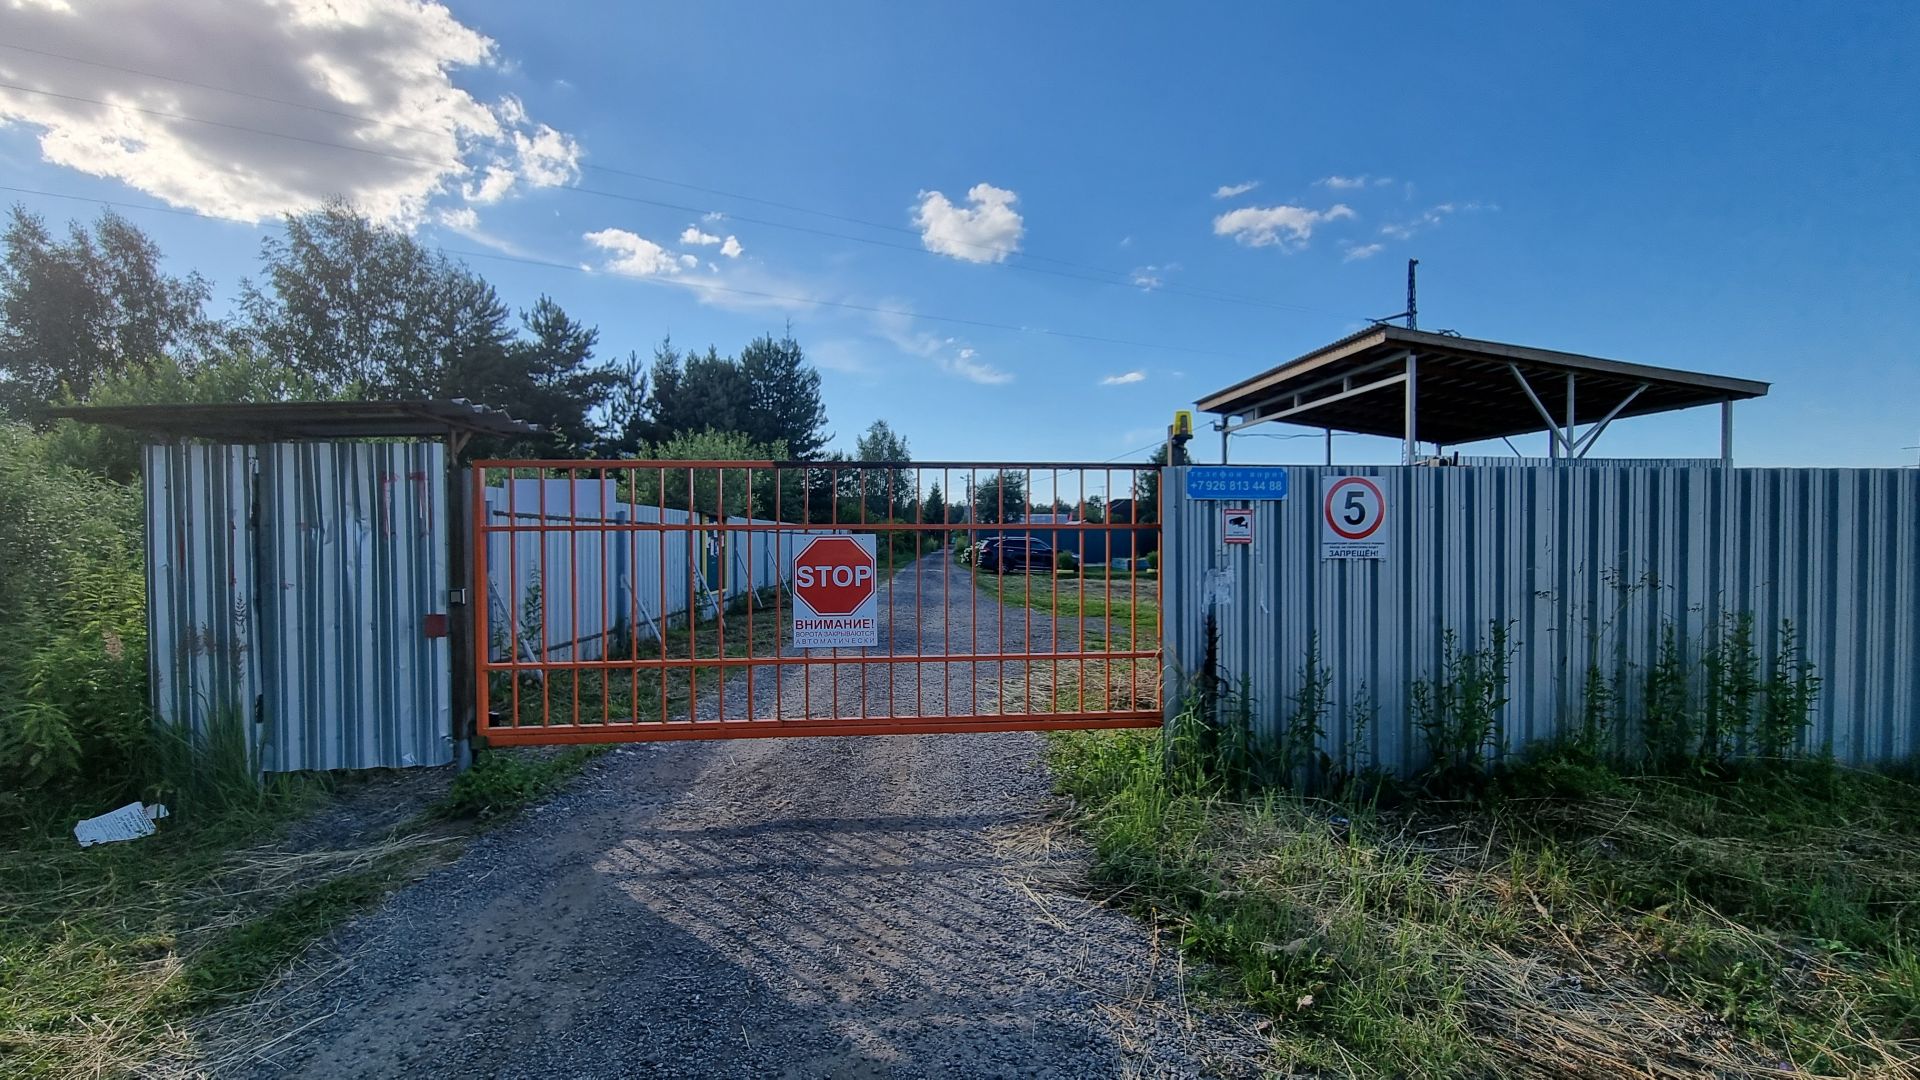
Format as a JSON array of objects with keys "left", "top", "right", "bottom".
[{"left": 48, "top": 401, "right": 537, "bottom": 774}]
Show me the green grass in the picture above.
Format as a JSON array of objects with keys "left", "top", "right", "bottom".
[
  {"left": 1, "top": 728, "right": 604, "bottom": 1076},
  {"left": 1048, "top": 726, "right": 1920, "bottom": 1077},
  {"left": 492, "top": 586, "right": 787, "bottom": 728},
  {"left": 437, "top": 747, "right": 603, "bottom": 819},
  {"left": 970, "top": 567, "right": 1160, "bottom": 642},
  {"left": 978, "top": 571, "right": 1160, "bottom": 716},
  {"left": 0, "top": 783, "right": 450, "bottom": 1077}
]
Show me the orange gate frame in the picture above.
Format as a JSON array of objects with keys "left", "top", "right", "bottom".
[{"left": 470, "top": 459, "right": 1162, "bottom": 744}]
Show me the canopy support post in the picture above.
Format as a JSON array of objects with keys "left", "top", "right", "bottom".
[
  {"left": 1403, "top": 352, "right": 1419, "bottom": 465},
  {"left": 1564, "top": 373, "right": 1577, "bottom": 466},
  {"left": 1571, "top": 383, "right": 1649, "bottom": 457}
]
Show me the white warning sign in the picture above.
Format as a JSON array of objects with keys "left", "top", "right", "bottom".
[
  {"left": 1222, "top": 507, "right": 1253, "bottom": 545},
  {"left": 1322, "top": 476, "right": 1389, "bottom": 560}
]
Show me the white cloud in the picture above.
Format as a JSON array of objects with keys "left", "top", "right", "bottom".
[
  {"left": 870, "top": 308, "right": 1013, "bottom": 384},
  {"left": 584, "top": 228, "right": 684, "bottom": 277},
  {"left": 701, "top": 210, "right": 726, "bottom": 223},
  {"left": 1343, "top": 242, "right": 1384, "bottom": 262},
  {"left": 945, "top": 347, "right": 1013, "bottom": 385},
  {"left": 434, "top": 204, "right": 525, "bottom": 255},
  {"left": 1379, "top": 201, "right": 1490, "bottom": 240},
  {"left": 585, "top": 229, "right": 822, "bottom": 314},
  {"left": 1212, "top": 180, "right": 1260, "bottom": 199},
  {"left": 1101, "top": 371, "right": 1146, "bottom": 386},
  {"left": 682, "top": 226, "right": 741, "bottom": 257},
  {"left": 807, "top": 341, "right": 875, "bottom": 376},
  {"left": 1317, "top": 175, "right": 1393, "bottom": 190},
  {"left": 0, "top": 0, "right": 579, "bottom": 223},
  {"left": 437, "top": 206, "right": 479, "bottom": 231},
  {"left": 1129, "top": 262, "right": 1179, "bottom": 290},
  {"left": 1212, "top": 203, "right": 1355, "bottom": 250},
  {"left": 911, "top": 182, "right": 1024, "bottom": 263}
]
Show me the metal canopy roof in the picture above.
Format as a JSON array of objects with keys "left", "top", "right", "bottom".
[
  {"left": 1196, "top": 326, "right": 1770, "bottom": 447},
  {"left": 44, "top": 399, "right": 539, "bottom": 442}
]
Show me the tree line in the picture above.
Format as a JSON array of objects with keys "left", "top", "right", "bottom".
[
  {"left": 0, "top": 199, "right": 832, "bottom": 468},
  {"left": 0, "top": 197, "right": 1163, "bottom": 525}
]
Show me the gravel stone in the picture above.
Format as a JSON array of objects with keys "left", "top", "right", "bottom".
[{"left": 210, "top": 551, "right": 1268, "bottom": 1078}]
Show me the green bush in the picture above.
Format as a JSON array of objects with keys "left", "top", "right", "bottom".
[
  {"left": 0, "top": 423, "right": 149, "bottom": 801},
  {"left": 438, "top": 747, "right": 599, "bottom": 819}
]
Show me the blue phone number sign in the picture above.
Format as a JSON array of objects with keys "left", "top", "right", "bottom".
[{"left": 1185, "top": 467, "right": 1290, "bottom": 501}]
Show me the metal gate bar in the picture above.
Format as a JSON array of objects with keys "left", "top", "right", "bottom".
[{"left": 472, "top": 460, "right": 1162, "bottom": 744}]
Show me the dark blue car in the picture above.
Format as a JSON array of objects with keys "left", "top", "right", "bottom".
[{"left": 979, "top": 536, "right": 1054, "bottom": 574}]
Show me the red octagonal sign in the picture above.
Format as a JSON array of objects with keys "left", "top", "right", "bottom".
[{"left": 792, "top": 535, "right": 877, "bottom": 617}]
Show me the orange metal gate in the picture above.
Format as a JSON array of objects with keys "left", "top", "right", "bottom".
[{"left": 471, "top": 460, "right": 1162, "bottom": 744}]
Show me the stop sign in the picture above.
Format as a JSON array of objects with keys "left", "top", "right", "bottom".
[{"left": 792, "top": 535, "right": 877, "bottom": 617}]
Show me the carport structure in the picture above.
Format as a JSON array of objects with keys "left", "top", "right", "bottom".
[{"left": 1199, "top": 326, "right": 1770, "bottom": 464}]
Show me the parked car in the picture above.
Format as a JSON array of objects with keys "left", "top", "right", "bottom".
[{"left": 979, "top": 536, "right": 1054, "bottom": 574}]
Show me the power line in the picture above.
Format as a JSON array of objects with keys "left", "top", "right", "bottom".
[
  {"left": 0, "top": 184, "right": 1259, "bottom": 362},
  {"left": 0, "top": 55, "right": 1350, "bottom": 318}
]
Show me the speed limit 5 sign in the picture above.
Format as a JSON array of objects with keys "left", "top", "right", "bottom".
[{"left": 1322, "top": 476, "right": 1389, "bottom": 560}]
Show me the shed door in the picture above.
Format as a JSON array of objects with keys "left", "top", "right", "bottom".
[{"left": 254, "top": 442, "right": 451, "bottom": 772}]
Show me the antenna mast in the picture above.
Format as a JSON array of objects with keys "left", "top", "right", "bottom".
[
  {"left": 1368, "top": 258, "right": 1422, "bottom": 329},
  {"left": 1406, "top": 258, "right": 1418, "bottom": 330}
]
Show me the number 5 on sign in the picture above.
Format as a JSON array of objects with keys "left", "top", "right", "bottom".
[{"left": 1322, "top": 476, "right": 1389, "bottom": 560}]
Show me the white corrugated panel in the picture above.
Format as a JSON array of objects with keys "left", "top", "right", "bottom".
[
  {"left": 145, "top": 443, "right": 263, "bottom": 766},
  {"left": 254, "top": 442, "right": 452, "bottom": 772},
  {"left": 1164, "top": 464, "right": 1920, "bottom": 774},
  {"left": 145, "top": 441, "right": 452, "bottom": 774}
]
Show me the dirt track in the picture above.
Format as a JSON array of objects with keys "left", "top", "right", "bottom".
[{"left": 210, "top": 553, "right": 1264, "bottom": 1078}]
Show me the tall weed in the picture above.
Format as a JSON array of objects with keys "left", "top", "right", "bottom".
[
  {"left": 0, "top": 423, "right": 149, "bottom": 804},
  {"left": 1410, "top": 623, "right": 1514, "bottom": 793}
]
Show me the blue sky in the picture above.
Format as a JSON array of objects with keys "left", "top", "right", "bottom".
[{"left": 2, "top": 1, "right": 1915, "bottom": 468}]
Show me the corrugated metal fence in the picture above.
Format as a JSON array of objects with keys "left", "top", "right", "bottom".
[
  {"left": 482, "top": 477, "right": 817, "bottom": 663},
  {"left": 146, "top": 442, "right": 453, "bottom": 773},
  {"left": 1163, "top": 464, "right": 1920, "bottom": 773}
]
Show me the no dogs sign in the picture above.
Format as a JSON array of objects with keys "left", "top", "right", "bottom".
[{"left": 1322, "top": 476, "right": 1389, "bottom": 560}]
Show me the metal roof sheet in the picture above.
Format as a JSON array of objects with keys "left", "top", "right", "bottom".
[
  {"left": 1195, "top": 327, "right": 1770, "bottom": 445},
  {"left": 45, "top": 398, "right": 539, "bottom": 441}
]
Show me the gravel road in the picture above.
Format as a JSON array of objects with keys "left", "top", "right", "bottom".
[{"left": 211, "top": 552, "right": 1265, "bottom": 1078}]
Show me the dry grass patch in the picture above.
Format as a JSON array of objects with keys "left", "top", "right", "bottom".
[{"left": 1048, "top": 729, "right": 1920, "bottom": 1078}]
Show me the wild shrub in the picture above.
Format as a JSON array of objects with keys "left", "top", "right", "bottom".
[
  {"left": 438, "top": 747, "right": 599, "bottom": 819},
  {"left": 1758, "top": 619, "right": 1820, "bottom": 761},
  {"left": 0, "top": 424, "right": 149, "bottom": 802},
  {"left": 1641, "top": 622, "right": 1695, "bottom": 768},
  {"left": 1410, "top": 622, "right": 1514, "bottom": 793},
  {"left": 1276, "top": 636, "right": 1333, "bottom": 791},
  {"left": 1635, "top": 615, "right": 1820, "bottom": 773},
  {"left": 1702, "top": 612, "right": 1761, "bottom": 764}
]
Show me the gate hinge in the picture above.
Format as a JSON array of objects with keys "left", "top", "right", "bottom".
[{"left": 449, "top": 587, "right": 469, "bottom": 606}]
